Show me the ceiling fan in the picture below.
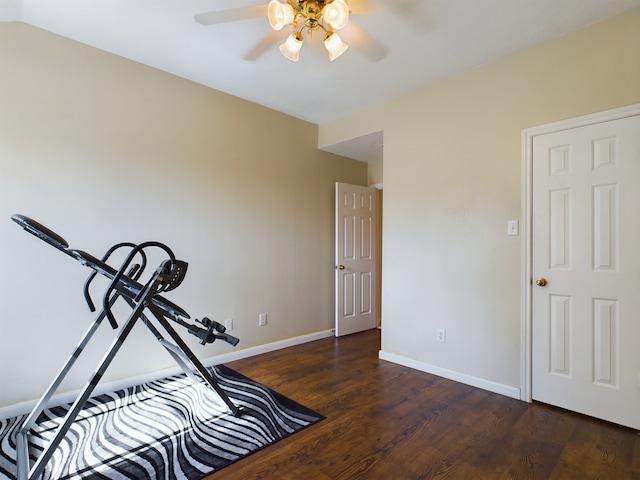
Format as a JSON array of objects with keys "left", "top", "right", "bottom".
[{"left": 194, "top": 0, "right": 388, "bottom": 62}]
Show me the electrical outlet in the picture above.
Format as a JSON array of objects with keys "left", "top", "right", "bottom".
[
  {"left": 224, "top": 318, "right": 233, "bottom": 331},
  {"left": 437, "top": 329, "right": 446, "bottom": 343},
  {"left": 258, "top": 313, "right": 267, "bottom": 326}
]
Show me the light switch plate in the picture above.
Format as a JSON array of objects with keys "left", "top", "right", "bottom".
[{"left": 507, "top": 220, "right": 519, "bottom": 236}]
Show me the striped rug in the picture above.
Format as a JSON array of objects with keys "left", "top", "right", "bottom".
[{"left": 0, "top": 365, "right": 324, "bottom": 479}]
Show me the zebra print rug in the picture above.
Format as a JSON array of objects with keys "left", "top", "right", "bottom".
[{"left": 0, "top": 365, "right": 324, "bottom": 479}]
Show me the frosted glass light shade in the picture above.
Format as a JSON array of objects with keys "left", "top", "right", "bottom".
[
  {"left": 323, "top": 0, "right": 349, "bottom": 30},
  {"left": 324, "top": 32, "right": 348, "bottom": 61},
  {"left": 268, "top": 0, "right": 295, "bottom": 30},
  {"left": 280, "top": 31, "right": 303, "bottom": 61}
]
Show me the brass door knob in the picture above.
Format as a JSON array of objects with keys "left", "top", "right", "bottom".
[
  {"left": 336, "top": 265, "right": 345, "bottom": 270},
  {"left": 535, "top": 277, "right": 547, "bottom": 287}
]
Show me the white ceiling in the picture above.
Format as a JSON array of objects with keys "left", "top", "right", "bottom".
[{"left": 2, "top": 0, "right": 639, "bottom": 162}]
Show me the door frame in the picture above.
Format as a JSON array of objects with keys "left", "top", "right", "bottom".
[{"left": 520, "top": 103, "right": 640, "bottom": 402}]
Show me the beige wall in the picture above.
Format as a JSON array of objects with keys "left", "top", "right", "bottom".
[
  {"left": 0, "top": 22, "right": 367, "bottom": 407},
  {"left": 367, "top": 160, "right": 383, "bottom": 186},
  {"left": 321, "top": 8, "right": 640, "bottom": 395}
]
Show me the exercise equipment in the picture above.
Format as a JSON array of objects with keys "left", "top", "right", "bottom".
[{"left": 10, "top": 214, "right": 242, "bottom": 480}]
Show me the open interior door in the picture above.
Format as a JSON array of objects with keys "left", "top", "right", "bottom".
[{"left": 335, "top": 182, "right": 378, "bottom": 337}]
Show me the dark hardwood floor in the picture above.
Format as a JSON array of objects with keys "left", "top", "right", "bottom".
[{"left": 208, "top": 329, "right": 640, "bottom": 479}]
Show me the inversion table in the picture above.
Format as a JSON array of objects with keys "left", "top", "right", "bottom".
[{"left": 10, "top": 214, "right": 242, "bottom": 480}]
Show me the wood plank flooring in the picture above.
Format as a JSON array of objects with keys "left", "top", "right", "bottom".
[{"left": 207, "top": 329, "right": 640, "bottom": 479}]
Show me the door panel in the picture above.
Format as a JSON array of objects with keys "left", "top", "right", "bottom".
[
  {"left": 335, "top": 182, "right": 377, "bottom": 337},
  {"left": 532, "top": 114, "right": 640, "bottom": 429}
]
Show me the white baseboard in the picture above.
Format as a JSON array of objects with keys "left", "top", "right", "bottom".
[
  {"left": 0, "top": 329, "right": 334, "bottom": 420},
  {"left": 201, "top": 329, "right": 334, "bottom": 368},
  {"left": 378, "top": 350, "right": 521, "bottom": 400}
]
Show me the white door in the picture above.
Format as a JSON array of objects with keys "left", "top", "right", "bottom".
[
  {"left": 531, "top": 114, "right": 640, "bottom": 429},
  {"left": 335, "top": 182, "right": 377, "bottom": 337}
]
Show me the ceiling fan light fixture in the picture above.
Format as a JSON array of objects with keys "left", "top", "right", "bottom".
[
  {"left": 323, "top": 0, "right": 350, "bottom": 30},
  {"left": 324, "top": 31, "right": 348, "bottom": 61},
  {"left": 268, "top": 0, "right": 295, "bottom": 30},
  {"left": 280, "top": 31, "right": 304, "bottom": 61}
]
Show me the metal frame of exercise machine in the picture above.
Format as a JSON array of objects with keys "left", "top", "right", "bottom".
[{"left": 11, "top": 214, "right": 242, "bottom": 480}]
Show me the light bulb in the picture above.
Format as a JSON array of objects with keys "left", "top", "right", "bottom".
[
  {"left": 324, "top": 32, "right": 348, "bottom": 61},
  {"left": 280, "top": 31, "right": 303, "bottom": 61},
  {"left": 268, "top": 0, "right": 295, "bottom": 30},
  {"left": 323, "top": 0, "right": 349, "bottom": 30}
]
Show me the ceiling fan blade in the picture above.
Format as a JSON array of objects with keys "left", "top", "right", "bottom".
[
  {"left": 244, "top": 30, "right": 282, "bottom": 61},
  {"left": 349, "top": 0, "right": 425, "bottom": 17},
  {"left": 342, "top": 21, "right": 387, "bottom": 62},
  {"left": 348, "top": 0, "right": 384, "bottom": 15},
  {"left": 195, "top": 5, "right": 268, "bottom": 26},
  {"left": 389, "top": 0, "right": 424, "bottom": 15}
]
